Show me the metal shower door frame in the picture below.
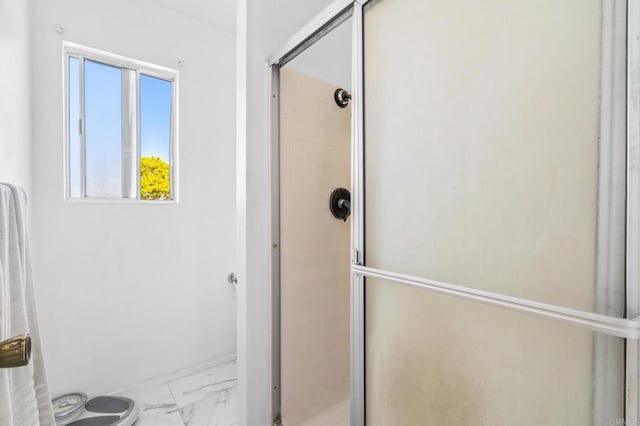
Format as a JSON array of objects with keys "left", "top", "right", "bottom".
[
  {"left": 267, "top": 1, "right": 357, "bottom": 424},
  {"left": 268, "top": 0, "right": 640, "bottom": 424}
]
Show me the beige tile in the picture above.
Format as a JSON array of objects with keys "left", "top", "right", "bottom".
[
  {"left": 278, "top": 68, "right": 351, "bottom": 426},
  {"left": 281, "top": 139, "right": 311, "bottom": 165},
  {"left": 307, "top": 206, "right": 342, "bottom": 233},
  {"left": 281, "top": 226, "right": 311, "bottom": 255},
  {"left": 307, "top": 247, "right": 350, "bottom": 269},
  {"left": 292, "top": 140, "right": 313, "bottom": 163},
  {"left": 280, "top": 189, "right": 306, "bottom": 212},
  {"left": 280, "top": 68, "right": 326, "bottom": 106},
  {"left": 280, "top": 247, "right": 310, "bottom": 276},
  {"left": 280, "top": 115, "right": 303, "bottom": 148},
  {"left": 324, "top": 107, "right": 350, "bottom": 146},
  {"left": 310, "top": 142, "right": 343, "bottom": 167},
  {"left": 281, "top": 278, "right": 313, "bottom": 324},
  {"left": 306, "top": 225, "right": 344, "bottom": 252},
  {"left": 280, "top": 205, "right": 308, "bottom": 234},
  {"left": 305, "top": 164, "right": 327, "bottom": 190},
  {"left": 280, "top": 89, "right": 297, "bottom": 118},
  {"left": 340, "top": 142, "right": 351, "bottom": 169},
  {"left": 281, "top": 91, "right": 325, "bottom": 140},
  {"left": 280, "top": 165, "right": 309, "bottom": 210}
]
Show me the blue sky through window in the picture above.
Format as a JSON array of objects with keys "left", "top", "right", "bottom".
[
  {"left": 140, "top": 74, "right": 172, "bottom": 163},
  {"left": 85, "top": 59, "right": 122, "bottom": 197},
  {"left": 69, "top": 58, "right": 173, "bottom": 198}
]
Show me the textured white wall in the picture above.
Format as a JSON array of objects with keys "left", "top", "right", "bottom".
[
  {"left": 29, "top": 0, "right": 237, "bottom": 397},
  {"left": 0, "top": 0, "right": 31, "bottom": 193}
]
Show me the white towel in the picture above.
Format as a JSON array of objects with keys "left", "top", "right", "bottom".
[{"left": 0, "top": 184, "right": 55, "bottom": 426}]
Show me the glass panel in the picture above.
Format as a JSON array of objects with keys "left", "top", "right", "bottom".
[
  {"left": 140, "top": 74, "right": 172, "bottom": 200},
  {"left": 84, "top": 59, "right": 122, "bottom": 198},
  {"left": 68, "top": 57, "right": 81, "bottom": 198},
  {"left": 363, "top": 0, "right": 627, "bottom": 315},
  {"left": 365, "top": 277, "right": 625, "bottom": 426}
]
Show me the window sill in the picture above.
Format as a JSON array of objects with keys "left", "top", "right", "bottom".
[{"left": 64, "top": 197, "right": 178, "bottom": 205}]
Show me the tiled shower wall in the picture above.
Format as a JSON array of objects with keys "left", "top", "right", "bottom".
[{"left": 279, "top": 67, "right": 351, "bottom": 425}]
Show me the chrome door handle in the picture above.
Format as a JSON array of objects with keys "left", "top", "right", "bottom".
[{"left": 0, "top": 333, "right": 31, "bottom": 368}]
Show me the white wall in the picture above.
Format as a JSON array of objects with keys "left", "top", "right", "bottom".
[
  {"left": 0, "top": 0, "right": 31, "bottom": 192},
  {"left": 237, "top": 0, "right": 335, "bottom": 424},
  {"left": 29, "top": 0, "right": 236, "bottom": 397}
]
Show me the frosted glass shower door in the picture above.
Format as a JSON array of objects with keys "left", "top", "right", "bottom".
[{"left": 360, "top": 0, "right": 629, "bottom": 424}]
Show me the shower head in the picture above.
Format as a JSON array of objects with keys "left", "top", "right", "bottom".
[{"left": 334, "top": 88, "right": 351, "bottom": 108}]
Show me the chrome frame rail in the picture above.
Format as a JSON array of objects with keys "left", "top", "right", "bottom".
[
  {"left": 626, "top": 0, "right": 640, "bottom": 421},
  {"left": 350, "top": 2, "right": 365, "bottom": 426},
  {"left": 353, "top": 265, "right": 640, "bottom": 339}
]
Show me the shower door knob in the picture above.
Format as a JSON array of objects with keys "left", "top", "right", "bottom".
[{"left": 0, "top": 333, "right": 31, "bottom": 368}]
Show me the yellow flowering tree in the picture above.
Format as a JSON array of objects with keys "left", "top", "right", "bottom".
[{"left": 140, "top": 156, "right": 170, "bottom": 200}]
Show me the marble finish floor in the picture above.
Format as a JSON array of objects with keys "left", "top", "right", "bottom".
[{"left": 112, "top": 356, "right": 237, "bottom": 426}]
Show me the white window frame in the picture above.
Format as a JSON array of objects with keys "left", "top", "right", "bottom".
[{"left": 63, "top": 41, "right": 179, "bottom": 203}]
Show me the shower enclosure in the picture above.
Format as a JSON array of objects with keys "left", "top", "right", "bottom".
[{"left": 269, "top": 0, "right": 640, "bottom": 424}]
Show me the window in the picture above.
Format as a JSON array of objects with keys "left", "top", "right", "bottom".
[{"left": 64, "top": 43, "right": 177, "bottom": 201}]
